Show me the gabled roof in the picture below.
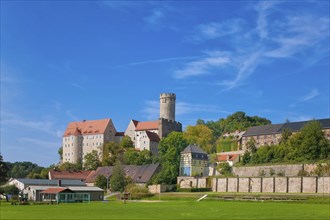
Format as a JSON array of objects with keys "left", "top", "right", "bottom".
[
  {"left": 49, "top": 170, "right": 92, "bottom": 181},
  {"left": 281, "top": 118, "right": 330, "bottom": 132},
  {"left": 131, "top": 119, "right": 139, "bottom": 127},
  {"left": 217, "top": 154, "right": 240, "bottom": 162},
  {"left": 41, "top": 187, "right": 74, "bottom": 194},
  {"left": 85, "top": 164, "right": 159, "bottom": 184},
  {"left": 146, "top": 131, "right": 160, "bottom": 142},
  {"left": 13, "top": 178, "right": 86, "bottom": 187},
  {"left": 181, "top": 144, "right": 207, "bottom": 154},
  {"left": 243, "top": 124, "right": 283, "bottom": 136},
  {"left": 63, "top": 118, "right": 113, "bottom": 137},
  {"left": 135, "top": 121, "right": 159, "bottom": 131},
  {"left": 243, "top": 118, "right": 330, "bottom": 137}
]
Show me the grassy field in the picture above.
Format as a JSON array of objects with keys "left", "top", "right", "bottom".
[{"left": 1, "top": 198, "right": 329, "bottom": 220}]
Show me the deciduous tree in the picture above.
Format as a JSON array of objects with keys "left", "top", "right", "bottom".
[{"left": 84, "top": 150, "right": 101, "bottom": 170}]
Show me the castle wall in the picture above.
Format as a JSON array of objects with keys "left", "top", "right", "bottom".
[{"left": 158, "top": 118, "right": 182, "bottom": 138}]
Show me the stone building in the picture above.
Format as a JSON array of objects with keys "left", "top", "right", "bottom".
[
  {"left": 179, "top": 144, "right": 209, "bottom": 177},
  {"left": 241, "top": 118, "right": 330, "bottom": 150},
  {"left": 124, "top": 93, "right": 182, "bottom": 156}
]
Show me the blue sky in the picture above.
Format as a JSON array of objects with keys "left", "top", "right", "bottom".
[{"left": 1, "top": 1, "right": 329, "bottom": 166}]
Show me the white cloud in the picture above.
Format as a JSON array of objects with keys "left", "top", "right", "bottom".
[
  {"left": 115, "top": 55, "right": 201, "bottom": 68},
  {"left": 174, "top": 51, "right": 230, "bottom": 79},
  {"left": 141, "top": 100, "right": 228, "bottom": 120},
  {"left": 265, "top": 15, "right": 329, "bottom": 58},
  {"left": 300, "top": 89, "right": 319, "bottom": 102},
  {"left": 194, "top": 19, "right": 244, "bottom": 41},
  {"left": 255, "top": 1, "right": 279, "bottom": 39},
  {"left": 1, "top": 113, "right": 59, "bottom": 137}
]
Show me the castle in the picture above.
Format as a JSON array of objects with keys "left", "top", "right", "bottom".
[{"left": 62, "top": 93, "right": 182, "bottom": 164}]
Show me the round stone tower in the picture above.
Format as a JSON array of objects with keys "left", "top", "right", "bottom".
[{"left": 160, "top": 93, "right": 176, "bottom": 121}]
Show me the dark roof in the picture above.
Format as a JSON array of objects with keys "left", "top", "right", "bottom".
[
  {"left": 146, "top": 131, "right": 160, "bottom": 142},
  {"left": 49, "top": 170, "right": 92, "bottom": 181},
  {"left": 243, "top": 124, "right": 284, "bottom": 136},
  {"left": 115, "top": 132, "right": 125, "bottom": 136},
  {"left": 243, "top": 118, "right": 330, "bottom": 137},
  {"left": 14, "top": 178, "right": 86, "bottom": 186},
  {"left": 281, "top": 118, "right": 330, "bottom": 132},
  {"left": 181, "top": 144, "right": 207, "bottom": 154},
  {"left": 85, "top": 164, "right": 159, "bottom": 184}
]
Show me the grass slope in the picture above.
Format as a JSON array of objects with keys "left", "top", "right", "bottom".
[{"left": 1, "top": 200, "right": 329, "bottom": 220}]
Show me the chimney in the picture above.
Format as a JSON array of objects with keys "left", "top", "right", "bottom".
[{"left": 58, "top": 180, "right": 62, "bottom": 187}]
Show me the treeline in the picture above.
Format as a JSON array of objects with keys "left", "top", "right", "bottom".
[
  {"left": 0, "top": 111, "right": 271, "bottom": 185},
  {"left": 185, "top": 111, "right": 271, "bottom": 153},
  {"left": 241, "top": 120, "right": 330, "bottom": 165}
]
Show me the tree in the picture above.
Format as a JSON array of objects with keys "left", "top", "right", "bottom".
[
  {"left": 217, "top": 162, "right": 232, "bottom": 176},
  {"left": 279, "top": 128, "right": 292, "bottom": 145},
  {"left": 6, "top": 162, "right": 43, "bottom": 178},
  {"left": 58, "top": 162, "right": 82, "bottom": 172},
  {"left": 184, "top": 124, "right": 214, "bottom": 153},
  {"left": 241, "top": 151, "right": 251, "bottom": 165},
  {"left": 95, "top": 175, "right": 108, "bottom": 190},
  {"left": 288, "top": 120, "right": 330, "bottom": 161},
  {"left": 0, "top": 154, "right": 8, "bottom": 184},
  {"left": 0, "top": 185, "right": 19, "bottom": 202},
  {"left": 58, "top": 146, "right": 63, "bottom": 161},
  {"left": 102, "top": 142, "right": 123, "bottom": 166},
  {"left": 110, "top": 160, "right": 126, "bottom": 192},
  {"left": 246, "top": 138, "right": 257, "bottom": 153},
  {"left": 199, "top": 111, "right": 271, "bottom": 139},
  {"left": 120, "top": 136, "right": 134, "bottom": 149},
  {"left": 84, "top": 150, "right": 101, "bottom": 170},
  {"left": 153, "top": 132, "right": 188, "bottom": 184}
]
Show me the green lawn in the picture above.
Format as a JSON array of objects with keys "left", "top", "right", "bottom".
[{"left": 0, "top": 199, "right": 329, "bottom": 220}]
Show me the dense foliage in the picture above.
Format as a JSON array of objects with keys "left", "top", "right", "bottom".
[
  {"left": 110, "top": 160, "right": 126, "bottom": 192},
  {"left": 84, "top": 150, "right": 101, "bottom": 170},
  {"left": 152, "top": 132, "right": 188, "bottom": 184},
  {"left": 197, "top": 111, "right": 271, "bottom": 138},
  {"left": 241, "top": 121, "right": 330, "bottom": 165},
  {"left": 184, "top": 124, "right": 214, "bottom": 153},
  {"left": 94, "top": 175, "right": 108, "bottom": 190},
  {"left": 0, "top": 154, "right": 9, "bottom": 184}
]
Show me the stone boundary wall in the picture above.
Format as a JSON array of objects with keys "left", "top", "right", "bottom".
[
  {"left": 232, "top": 164, "right": 303, "bottom": 177},
  {"left": 212, "top": 177, "right": 330, "bottom": 194},
  {"left": 232, "top": 164, "right": 320, "bottom": 177},
  {"left": 148, "top": 184, "right": 176, "bottom": 193}
]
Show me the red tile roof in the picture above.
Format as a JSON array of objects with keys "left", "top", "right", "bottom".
[
  {"left": 135, "top": 121, "right": 159, "bottom": 131},
  {"left": 49, "top": 170, "right": 92, "bottom": 181},
  {"left": 41, "top": 187, "right": 73, "bottom": 194},
  {"left": 217, "top": 154, "right": 240, "bottom": 162},
  {"left": 63, "top": 118, "right": 113, "bottom": 137},
  {"left": 146, "top": 131, "right": 160, "bottom": 142}
]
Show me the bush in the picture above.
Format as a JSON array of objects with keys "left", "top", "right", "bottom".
[
  {"left": 177, "top": 188, "right": 211, "bottom": 192},
  {"left": 125, "top": 184, "right": 153, "bottom": 199}
]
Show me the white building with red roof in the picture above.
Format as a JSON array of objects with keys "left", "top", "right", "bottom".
[{"left": 62, "top": 118, "right": 117, "bottom": 164}]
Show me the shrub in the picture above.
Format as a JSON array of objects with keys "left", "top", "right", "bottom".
[
  {"left": 177, "top": 188, "right": 211, "bottom": 192},
  {"left": 125, "top": 184, "right": 153, "bottom": 199}
]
